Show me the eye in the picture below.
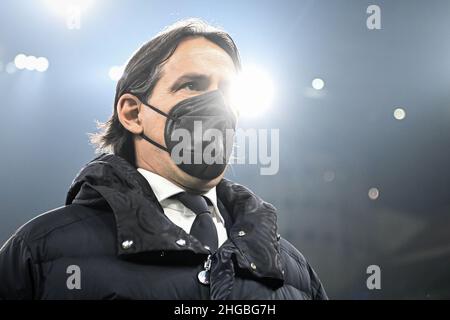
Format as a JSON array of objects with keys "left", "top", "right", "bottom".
[
  {"left": 177, "top": 80, "right": 208, "bottom": 92},
  {"left": 178, "top": 81, "right": 198, "bottom": 91}
]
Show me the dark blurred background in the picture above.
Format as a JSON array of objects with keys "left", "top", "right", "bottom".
[{"left": 1, "top": 0, "right": 450, "bottom": 299}]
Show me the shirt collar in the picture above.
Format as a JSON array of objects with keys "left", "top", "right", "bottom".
[{"left": 137, "top": 168, "right": 223, "bottom": 224}]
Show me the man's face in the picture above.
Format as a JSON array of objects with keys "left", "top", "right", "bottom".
[{"left": 135, "top": 36, "right": 237, "bottom": 192}]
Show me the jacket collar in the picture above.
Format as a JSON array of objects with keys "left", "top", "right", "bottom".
[{"left": 66, "top": 153, "right": 284, "bottom": 284}]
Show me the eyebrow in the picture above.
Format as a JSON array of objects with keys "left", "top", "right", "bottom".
[{"left": 169, "top": 73, "right": 210, "bottom": 92}]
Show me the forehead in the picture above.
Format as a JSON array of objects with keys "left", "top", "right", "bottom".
[{"left": 160, "top": 36, "right": 237, "bottom": 82}]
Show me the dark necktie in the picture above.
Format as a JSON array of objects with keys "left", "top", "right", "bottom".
[{"left": 174, "top": 192, "right": 218, "bottom": 253}]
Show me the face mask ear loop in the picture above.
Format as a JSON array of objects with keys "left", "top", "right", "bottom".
[
  {"left": 139, "top": 132, "right": 169, "bottom": 152},
  {"left": 142, "top": 102, "right": 176, "bottom": 121},
  {"left": 138, "top": 101, "right": 175, "bottom": 153}
]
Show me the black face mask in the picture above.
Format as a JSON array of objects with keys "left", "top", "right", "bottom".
[{"left": 139, "top": 90, "right": 237, "bottom": 180}]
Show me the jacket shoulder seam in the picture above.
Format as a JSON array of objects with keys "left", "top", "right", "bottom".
[{"left": 23, "top": 205, "right": 111, "bottom": 243}]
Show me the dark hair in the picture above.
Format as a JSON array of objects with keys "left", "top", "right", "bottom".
[{"left": 89, "top": 18, "right": 241, "bottom": 165}]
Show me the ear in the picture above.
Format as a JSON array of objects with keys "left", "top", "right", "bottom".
[{"left": 116, "top": 93, "right": 144, "bottom": 135}]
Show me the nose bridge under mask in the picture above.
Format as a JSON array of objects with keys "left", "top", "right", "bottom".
[{"left": 141, "top": 89, "right": 232, "bottom": 118}]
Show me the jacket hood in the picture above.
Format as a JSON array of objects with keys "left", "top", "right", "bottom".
[{"left": 65, "top": 153, "right": 284, "bottom": 291}]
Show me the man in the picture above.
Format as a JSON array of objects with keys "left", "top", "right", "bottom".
[{"left": 0, "top": 19, "right": 327, "bottom": 300}]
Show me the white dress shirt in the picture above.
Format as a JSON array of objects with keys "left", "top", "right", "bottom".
[{"left": 137, "top": 168, "right": 228, "bottom": 248}]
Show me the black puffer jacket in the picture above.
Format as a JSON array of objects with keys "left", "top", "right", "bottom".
[{"left": 0, "top": 154, "right": 327, "bottom": 300}]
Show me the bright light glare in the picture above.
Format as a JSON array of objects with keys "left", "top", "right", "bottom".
[
  {"left": 6, "top": 62, "right": 17, "bottom": 74},
  {"left": 14, "top": 54, "right": 49, "bottom": 72},
  {"left": 44, "top": 0, "right": 94, "bottom": 16},
  {"left": 35, "top": 57, "right": 49, "bottom": 72},
  {"left": 25, "top": 56, "right": 37, "bottom": 71},
  {"left": 230, "top": 65, "right": 275, "bottom": 117},
  {"left": 109, "top": 65, "right": 125, "bottom": 81},
  {"left": 312, "top": 78, "right": 325, "bottom": 90},
  {"left": 14, "top": 54, "right": 27, "bottom": 70},
  {"left": 368, "top": 187, "right": 380, "bottom": 200},
  {"left": 393, "top": 107, "right": 406, "bottom": 120}
]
